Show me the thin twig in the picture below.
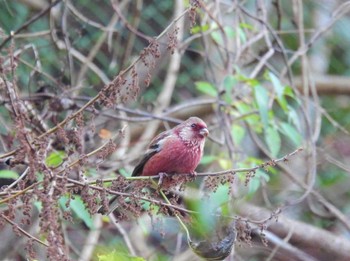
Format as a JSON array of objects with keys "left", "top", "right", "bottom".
[
  {"left": 127, "top": 147, "right": 303, "bottom": 178},
  {"left": 4, "top": 167, "right": 29, "bottom": 191},
  {"left": 0, "top": 214, "right": 49, "bottom": 247},
  {"left": 109, "top": 215, "right": 137, "bottom": 256},
  {"left": 0, "top": 148, "right": 303, "bottom": 199},
  {"left": 78, "top": 215, "right": 103, "bottom": 261},
  {"left": 0, "top": 0, "right": 63, "bottom": 49},
  {"left": 0, "top": 6, "right": 190, "bottom": 161}
]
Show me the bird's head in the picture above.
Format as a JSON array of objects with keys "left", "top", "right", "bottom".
[{"left": 177, "top": 117, "right": 209, "bottom": 143}]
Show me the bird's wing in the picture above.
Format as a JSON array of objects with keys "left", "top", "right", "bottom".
[{"left": 131, "top": 130, "right": 171, "bottom": 177}]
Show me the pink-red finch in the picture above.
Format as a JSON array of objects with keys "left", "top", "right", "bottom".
[
  {"left": 133, "top": 116, "right": 209, "bottom": 177},
  {"left": 98, "top": 117, "right": 209, "bottom": 215}
]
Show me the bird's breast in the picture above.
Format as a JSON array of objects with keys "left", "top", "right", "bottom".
[{"left": 141, "top": 139, "right": 203, "bottom": 176}]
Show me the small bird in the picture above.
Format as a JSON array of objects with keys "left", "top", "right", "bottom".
[{"left": 98, "top": 117, "right": 209, "bottom": 215}]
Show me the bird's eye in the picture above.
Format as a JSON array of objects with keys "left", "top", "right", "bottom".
[{"left": 191, "top": 123, "right": 197, "bottom": 128}]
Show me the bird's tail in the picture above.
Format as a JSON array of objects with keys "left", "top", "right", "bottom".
[
  {"left": 97, "top": 194, "right": 120, "bottom": 215},
  {"left": 97, "top": 183, "right": 133, "bottom": 215}
]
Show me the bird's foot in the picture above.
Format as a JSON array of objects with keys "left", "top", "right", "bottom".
[
  {"left": 189, "top": 171, "right": 197, "bottom": 177},
  {"left": 158, "top": 172, "right": 169, "bottom": 186},
  {"left": 187, "top": 171, "right": 197, "bottom": 181}
]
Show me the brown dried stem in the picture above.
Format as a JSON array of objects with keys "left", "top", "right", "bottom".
[{"left": 0, "top": 213, "right": 49, "bottom": 247}]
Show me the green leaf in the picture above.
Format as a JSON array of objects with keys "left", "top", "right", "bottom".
[
  {"left": 284, "top": 85, "right": 295, "bottom": 98},
  {"left": 268, "top": 72, "right": 288, "bottom": 111},
  {"left": 223, "top": 75, "right": 237, "bottom": 103},
  {"left": 98, "top": 251, "right": 145, "bottom": 261},
  {"left": 257, "top": 169, "right": 270, "bottom": 182},
  {"left": 0, "top": 170, "right": 19, "bottom": 179},
  {"left": 238, "top": 74, "right": 259, "bottom": 86},
  {"left": 265, "top": 125, "right": 281, "bottom": 157},
  {"left": 200, "top": 155, "right": 217, "bottom": 165},
  {"left": 237, "top": 27, "right": 246, "bottom": 42},
  {"left": 268, "top": 72, "right": 283, "bottom": 98},
  {"left": 186, "top": 185, "right": 230, "bottom": 237},
  {"left": 59, "top": 196, "right": 93, "bottom": 229},
  {"left": 191, "top": 24, "right": 210, "bottom": 34},
  {"left": 254, "top": 84, "right": 269, "bottom": 127},
  {"left": 280, "top": 122, "right": 302, "bottom": 146},
  {"left": 223, "top": 75, "right": 237, "bottom": 91},
  {"left": 235, "top": 101, "right": 251, "bottom": 114},
  {"left": 195, "top": 81, "right": 217, "bottom": 97},
  {"left": 248, "top": 170, "right": 269, "bottom": 197},
  {"left": 288, "top": 107, "right": 302, "bottom": 132},
  {"left": 235, "top": 102, "right": 262, "bottom": 132},
  {"left": 239, "top": 22, "right": 255, "bottom": 31},
  {"left": 119, "top": 168, "right": 130, "bottom": 177},
  {"left": 211, "top": 30, "right": 222, "bottom": 45},
  {"left": 245, "top": 157, "right": 264, "bottom": 166},
  {"left": 34, "top": 202, "right": 43, "bottom": 211},
  {"left": 248, "top": 176, "right": 260, "bottom": 196},
  {"left": 0, "top": 2, "right": 29, "bottom": 33},
  {"left": 211, "top": 26, "right": 236, "bottom": 45},
  {"left": 231, "top": 124, "right": 245, "bottom": 145},
  {"left": 186, "top": 199, "right": 211, "bottom": 236},
  {"left": 210, "top": 185, "right": 230, "bottom": 205},
  {"left": 277, "top": 96, "right": 288, "bottom": 112},
  {"left": 218, "top": 158, "right": 232, "bottom": 170},
  {"left": 46, "top": 151, "right": 65, "bottom": 168},
  {"left": 319, "top": 168, "right": 346, "bottom": 187},
  {"left": 225, "top": 26, "right": 235, "bottom": 39}
]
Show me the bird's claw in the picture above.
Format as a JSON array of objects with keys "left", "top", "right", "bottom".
[
  {"left": 190, "top": 171, "right": 197, "bottom": 177},
  {"left": 158, "top": 172, "right": 169, "bottom": 186}
]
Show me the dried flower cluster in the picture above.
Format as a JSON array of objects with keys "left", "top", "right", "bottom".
[
  {"left": 189, "top": 0, "right": 200, "bottom": 27},
  {"left": 167, "top": 27, "right": 179, "bottom": 54}
]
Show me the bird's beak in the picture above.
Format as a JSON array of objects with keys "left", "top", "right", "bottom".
[{"left": 199, "top": 127, "right": 209, "bottom": 137}]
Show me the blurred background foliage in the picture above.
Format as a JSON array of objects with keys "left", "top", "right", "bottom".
[{"left": 1, "top": 0, "right": 350, "bottom": 260}]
